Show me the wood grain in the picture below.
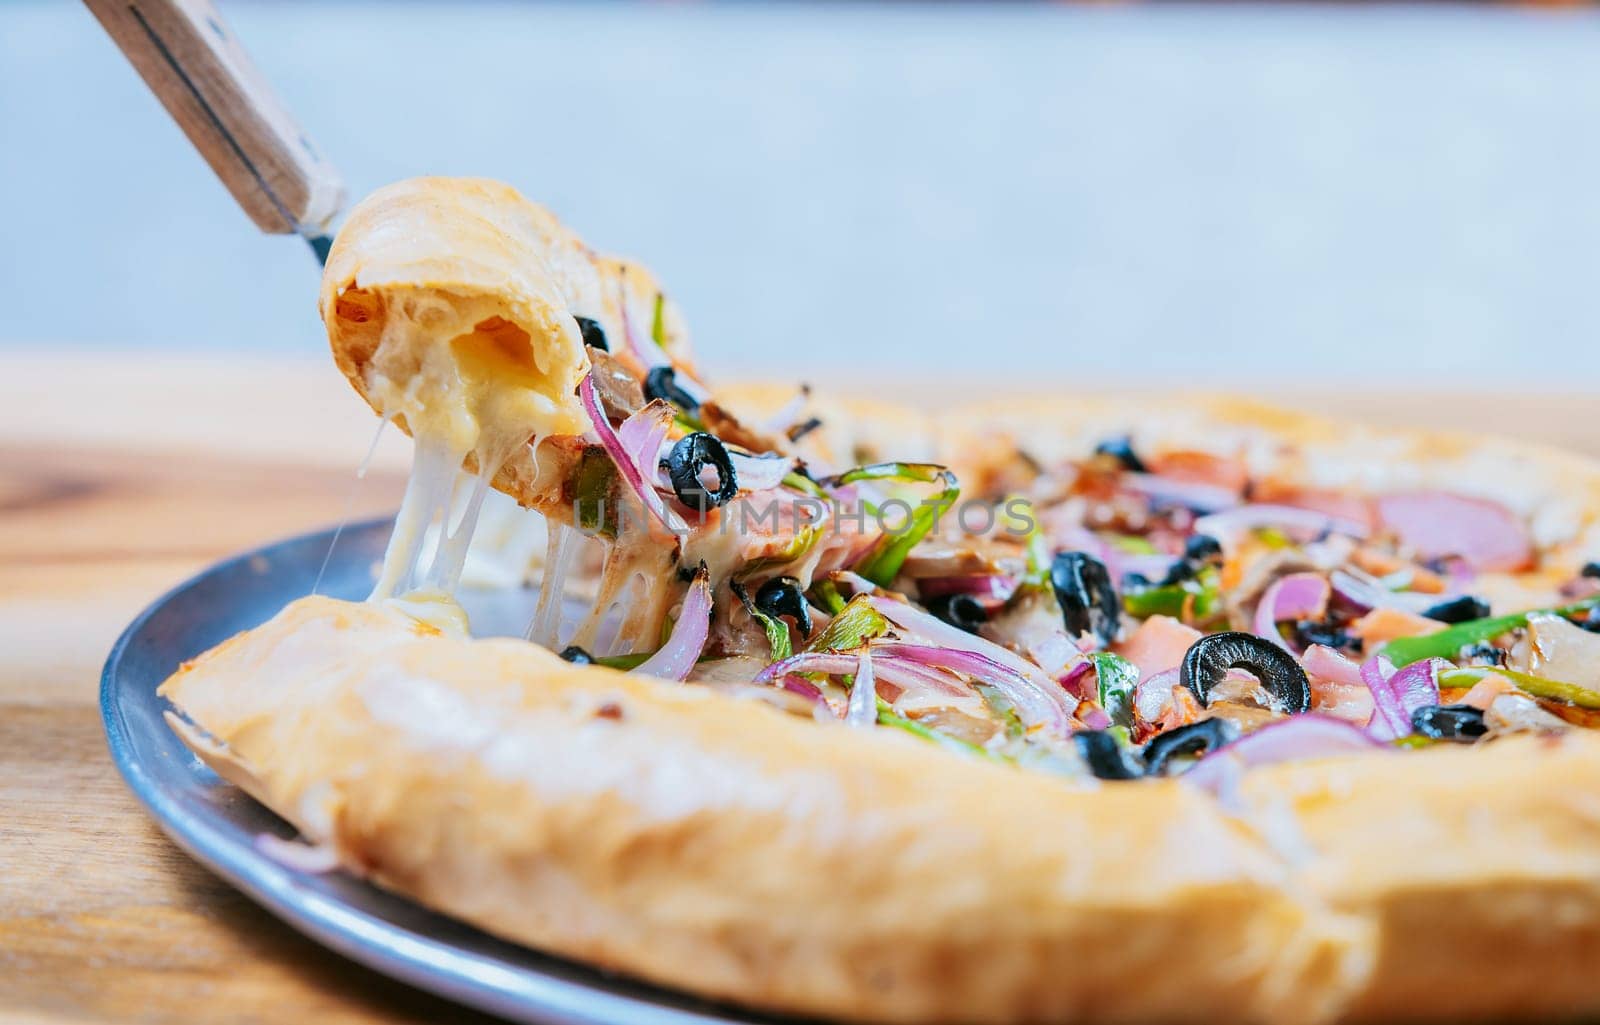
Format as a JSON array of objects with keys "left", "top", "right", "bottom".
[{"left": 2, "top": 355, "right": 1597, "bottom": 1023}]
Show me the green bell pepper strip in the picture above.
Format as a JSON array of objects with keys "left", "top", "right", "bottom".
[
  {"left": 875, "top": 697, "right": 1004, "bottom": 761},
  {"left": 822, "top": 462, "right": 960, "bottom": 587},
  {"left": 1020, "top": 506, "right": 1052, "bottom": 590},
  {"left": 810, "top": 578, "right": 847, "bottom": 616},
  {"left": 1438, "top": 666, "right": 1600, "bottom": 710},
  {"left": 572, "top": 447, "right": 619, "bottom": 538},
  {"left": 1381, "top": 596, "right": 1600, "bottom": 667},
  {"left": 596, "top": 652, "right": 651, "bottom": 670},
  {"left": 807, "top": 593, "right": 889, "bottom": 652},
  {"left": 1107, "top": 534, "right": 1158, "bottom": 555},
  {"left": 651, "top": 292, "right": 669, "bottom": 349},
  {"left": 1122, "top": 567, "right": 1222, "bottom": 625},
  {"left": 1089, "top": 652, "right": 1139, "bottom": 728},
  {"left": 782, "top": 471, "right": 828, "bottom": 500}
]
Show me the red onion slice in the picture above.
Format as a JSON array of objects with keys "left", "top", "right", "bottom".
[
  {"left": 1122, "top": 473, "right": 1241, "bottom": 513},
  {"left": 847, "top": 650, "right": 877, "bottom": 727},
  {"left": 1194, "top": 504, "right": 1369, "bottom": 546},
  {"left": 633, "top": 569, "right": 712, "bottom": 681},
  {"left": 1134, "top": 667, "right": 1182, "bottom": 723},
  {"left": 1182, "top": 714, "right": 1386, "bottom": 793},
  {"left": 727, "top": 451, "right": 792, "bottom": 493},
  {"left": 1359, "top": 654, "right": 1444, "bottom": 740},
  {"left": 756, "top": 649, "right": 967, "bottom": 701},
  {"left": 617, "top": 400, "right": 676, "bottom": 474},
  {"left": 915, "top": 574, "right": 1020, "bottom": 601},
  {"left": 1253, "top": 572, "right": 1331, "bottom": 651},
  {"left": 580, "top": 374, "right": 685, "bottom": 535},
  {"left": 777, "top": 675, "right": 827, "bottom": 706},
  {"left": 1328, "top": 568, "right": 1445, "bottom": 616},
  {"left": 871, "top": 642, "right": 1050, "bottom": 700},
  {"left": 866, "top": 595, "right": 1077, "bottom": 736}
]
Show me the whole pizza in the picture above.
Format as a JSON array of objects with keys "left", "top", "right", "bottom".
[{"left": 161, "top": 177, "right": 1600, "bottom": 1025}]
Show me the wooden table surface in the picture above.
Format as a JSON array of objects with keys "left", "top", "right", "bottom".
[{"left": 2, "top": 353, "right": 1596, "bottom": 1025}]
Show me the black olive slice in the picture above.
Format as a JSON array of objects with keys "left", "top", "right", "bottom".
[
  {"left": 573, "top": 316, "right": 608, "bottom": 352},
  {"left": 1143, "top": 718, "right": 1238, "bottom": 776},
  {"left": 1050, "top": 551, "right": 1120, "bottom": 646},
  {"left": 1183, "top": 533, "right": 1223, "bottom": 566},
  {"left": 1411, "top": 703, "right": 1488, "bottom": 743},
  {"left": 559, "top": 645, "right": 595, "bottom": 665},
  {"left": 1582, "top": 561, "right": 1600, "bottom": 579},
  {"left": 1421, "top": 595, "right": 1490, "bottom": 624},
  {"left": 1293, "top": 619, "right": 1356, "bottom": 652},
  {"left": 666, "top": 432, "right": 739, "bottom": 510},
  {"left": 645, "top": 366, "right": 700, "bottom": 412},
  {"left": 754, "top": 576, "right": 813, "bottom": 636},
  {"left": 1093, "top": 435, "right": 1147, "bottom": 473},
  {"left": 1074, "top": 730, "right": 1144, "bottom": 780},
  {"left": 1179, "top": 631, "right": 1311, "bottom": 714},
  {"left": 927, "top": 593, "right": 987, "bottom": 635},
  {"left": 1159, "top": 533, "right": 1224, "bottom": 586}
]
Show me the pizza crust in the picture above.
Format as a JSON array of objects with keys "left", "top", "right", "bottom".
[{"left": 161, "top": 595, "right": 1374, "bottom": 1025}]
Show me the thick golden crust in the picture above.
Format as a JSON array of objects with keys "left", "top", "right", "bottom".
[
  {"left": 161, "top": 596, "right": 1369, "bottom": 1025},
  {"left": 1237, "top": 737, "right": 1600, "bottom": 1023}
]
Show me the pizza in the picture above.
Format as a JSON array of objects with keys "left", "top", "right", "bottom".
[{"left": 159, "top": 177, "right": 1600, "bottom": 1024}]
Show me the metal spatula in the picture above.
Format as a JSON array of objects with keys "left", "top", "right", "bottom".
[{"left": 83, "top": 0, "right": 345, "bottom": 263}]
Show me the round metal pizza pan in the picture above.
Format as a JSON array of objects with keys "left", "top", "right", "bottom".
[{"left": 101, "top": 518, "right": 790, "bottom": 1025}]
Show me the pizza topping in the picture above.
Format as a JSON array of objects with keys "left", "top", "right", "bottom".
[
  {"left": 754, "top": 576, "right": 813, "bottom": 638},
  {"left": 1074, "top": 729, "right": 1144, "bottom": 780},
  {"left": 1411, "top": 703, "right": 1488, "bottom": 742},
  {"left": 1252, "top": 573, "right": 1332, "bottom": 652},
  {"left": 580, "top": 373, "right": 686, "bottom": 534},
  {"left": 1382, "top": 596, "right": 1600, "bottom": 667},
  {"left": 1374, "top": 492, "right": 1533, "bottom": 573},
  {"left": 1049, "top": 552, "right": 1120, "bottom": 646},
  {"left": 1179, "top": 715, "right": 1385, "bottom": 793},
  {"left": 1144, "top": 718, "right": 1237, "bottom": 776},
  {"left": 587, "top": 347, "right": 645, "bottom": 418},
  {"left": 1194, "top": 503, "right": 1371, "bottom": 548},
  {"left": 1361, "top": 656, "right": 1445, "bottom": 741},
  {"left": 1181, "top": 632, "right": 1312, "bottom": 715},
  {"left": 559, "top": 645, "right": 595, "bottom": 665},
  {"left": 666, "top": 432, "right": 739, "bottom": 510},
  {"left": 631, "top": 565, "right": 712, "bottom": 681},
  {"left": 644, "top": 365, "right": 701, "bottom": 413},
  {"left": 572, "top": 315, "right": 608, "bottom": 352},
  {"left": 927, "top": 592, "right": 988, "bottom": 635},
  {"left": 1092, "top": 435, "right": 1147, "bottom": 473},
  {"left": 1419, "top": 594, "right": 1491, "bottom": 624}
]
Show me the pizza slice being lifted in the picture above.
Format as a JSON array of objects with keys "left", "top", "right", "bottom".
[{"left": 161, "top": 177, "right": 1600, "bottom": 1025}]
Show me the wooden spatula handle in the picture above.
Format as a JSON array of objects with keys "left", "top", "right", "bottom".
[{"left": 84, "top": 0, "right": 345, "bottom": 236}]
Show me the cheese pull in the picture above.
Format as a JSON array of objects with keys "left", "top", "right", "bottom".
[{"left": 319, "top": 178, "right": 701, "bottom": 599}]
